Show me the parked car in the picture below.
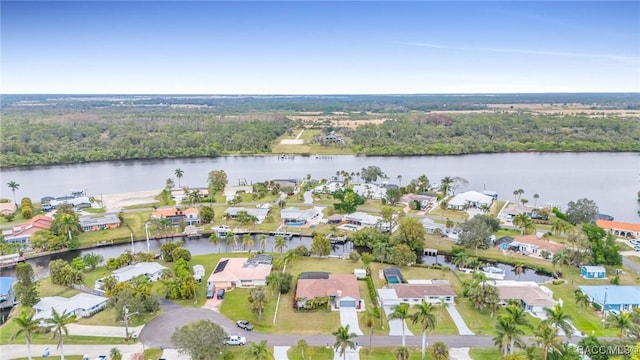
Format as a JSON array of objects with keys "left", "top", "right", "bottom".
[
  {"left": 94, "top": 355, "right": 108, "bottom": 360},
  {"left": 217, "top": 288, "right": 225, "bottom": 299},
  {"left": 609, "top": 309, "right": 620, "bottom": 317},
  {"left": 224, "top": 336, "right": 247, "bottom": 346},
  {"left": 236, "top": 320, "right": 254, "bottom": 331},
  {"left": 634, "top": 245, "right": 640, "bottom": 252},
  {"left": 629, "top": 239, "right": 640, "bottom": 246},
  {"left": 206, "top": 282, "right": 214, "bottom": 299}
]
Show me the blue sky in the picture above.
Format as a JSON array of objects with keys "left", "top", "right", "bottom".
[{"left": 2, "top": 1, "right": 639, "bottom": 94}]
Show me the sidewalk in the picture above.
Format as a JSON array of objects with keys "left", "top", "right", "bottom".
[
  {"left": 67, "top": 323, "right": 146, "bottom": 338},
  {"left": 446, "top": 304, "right": 474, "bottom": 336}
]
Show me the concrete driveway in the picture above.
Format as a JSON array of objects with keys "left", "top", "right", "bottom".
[
  {"left": 334, "top": 346, "right": 360, "bottom": 360},
  {"left": 446, "top": 304, "right": 474, "bottom": 335},
  {"left": 383, "top": 306, "right": 413, "bottom": 337},
  {"left": 273, "top": 346, "right": 290, "bottom": 360},
  {"left": 339, "top": 308, "right": 363, "bottom": 335}
]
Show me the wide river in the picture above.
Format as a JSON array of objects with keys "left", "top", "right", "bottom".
[{"left": 1, "top": 153, "right": 639, "bottom": 222}]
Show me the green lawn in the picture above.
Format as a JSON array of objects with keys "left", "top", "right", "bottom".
[
  {"left": 38, "top": 277, "right": 80, "bottom": 298},
  {"left": 360, "top": 347, "right": 432, "bottom": 360},
  {"left": 469, "top": 348, "right": 500, "bottom": 360},
  {"left": 143, "top": 348, "right": 163, "bottom": 360},
  {"left": 428, "top": 207, "right": 468, "bottom": 221},
  {"left": 77, "top": 211, "right": 151, "bottom": 247},
  {"left": 83, "top": 207, "right": 106, "bottom": 214},
  {"left": 76, "top": 306, "right": 160, "bottom": 327},
  {"left": 219, "top": 287, "right": 277, "bottom": 332},
  {"left": 288, "top": 345, "right": 334, "bottom": 360},
  {"left": 628, "top": 255, "right": 640, "bottom": 265},
  {"left": 14, "top": 356, "right": 84, "bottom": 360}
]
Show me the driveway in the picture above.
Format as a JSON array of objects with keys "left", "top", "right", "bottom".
[
  {"left": 383, "top": 306, "right": 413, "bottom": 337},
  {"left": 446, "top": 304, "right": 475, "bottom": 335},
  {"left": 339, "top": 308, "right": 363, "bottom": 335},
  {"left": 273, "top": 346, "right": 290, "bottom": 360},
  {"left": 450, "top": 347, "right": 472, "bottom": 360},
  {"left": 334, "top": 346, "right": 360, "bottom": 360}
]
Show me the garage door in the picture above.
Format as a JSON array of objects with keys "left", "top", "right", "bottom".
[{"left": 340, "top": 300, "right": 356, "bottom": 307}]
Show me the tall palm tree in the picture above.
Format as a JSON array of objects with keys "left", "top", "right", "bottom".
[
  {"left": 533, "top": 193, "right": 540, "bottom": 207},
  {"left": 411, "top": 300, "right": 437, "bottom": 360},
  {"left": 503, "top": 304, "right": 532, "bottom": 329},
  {"left": 246, "top": 340, "right": 270, "bottom": 360},
  {"left": 174, "top": 168, "right": 184, "bottom": 187},
  {"left": 333, "top": 325, "right": 358, "bottom": 360},
  {"left": 607, "top": 311, "right": 633, "bottom": 337},
  {"left": 226, "top": 231, "right": 236, "bottom": 250},
  {"left": 388, "top": 303, "right": 410, "bottom": 346},
  {"left": 48, "top": 309, "right": 76, "bottom": 360},
  {"left": 259, "top": 234, "right": 268, "bottom": 252},
  {"left": 440, "top": 177, "right": 453, "bottom": 196},
  {"left": 573, "top": 290, "right": 591, "bottom": 313},
  {"left": 534, "top": 321, "right": 563, "bottom": 360},
  {"left": 512, "top": 214, "right": 535, "bottom": 235},
  {"left": 242, "top": 234, "right": 254, "bottom": 251},
  {"left": 396, "top": 175, "right": 402, "bottom": 187},
  {"left": 551, "top": 218, "right": 572, "bottom": 236},
  {"left": 362, "top": 308, "right": 379, "bottom": 353},
  {"left": 493, "top": 315, "right": 525, "bottom": 356},
  {"left": 7, "top": 181, "right": 20, "bottom": 205},
  {"left": 551, "top": 250, "right": 571, "bottom": 273},
  {"left": 11, "top": 310, "right": 40, "bottom": 360},
  {"left": 430, "top": 342, "right": 449, "bottom": 360},
  {"left": 453, "top": 252, "right": 469, "bottom": 269},
  {"left": 109, "top": 347, "right": 122, "bottom": 360},
  {"left": 208, "top": 233, "right": 220, "bottom": 253},
  {"left": 295, "top": 339, "right": 310, "bottom": 360},
  {"left": 274, "top": 235, "right": 286, "bottom": 254},
  {"left": 543, "top": 304, "right": 573, "bottom": 338},
  {"left": 248, "top": 286, "right": 268, "bottom": 321},
  {"left": 394, "top": 346, "right": 410, "bottom": 360}
]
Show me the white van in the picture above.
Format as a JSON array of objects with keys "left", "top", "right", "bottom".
[{"left": 224, "top": 336, "right": 247, "bottom": 346}]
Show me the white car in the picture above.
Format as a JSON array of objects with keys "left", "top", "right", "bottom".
[{"left": 224, "top": 335, "right": 247, "bottom": 346}]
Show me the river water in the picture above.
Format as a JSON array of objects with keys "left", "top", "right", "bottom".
[{"left": 1, "top": 153, "right": 639, "bottom": 221}]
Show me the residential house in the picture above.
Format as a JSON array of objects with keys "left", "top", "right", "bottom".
[
  {"left": 280, "top": 207, "right": 318, "bottom": 225},
  {"left": 352, "top": 184, "right": 385, "bottom": 199},
  {"left": 327, "top": 214, "right": 343, "bottom": 225},
  {"left": 2, "top": 215, "right": 53, "bottom": 248},
  {"left": 272, "top": 179, "right": 298, "bottom": 190},
  {"left": 421, "top": 218, "right": 447, "bottom": 235},
  {"left": 95, "top": 262, "right": 167, "bottom": 289},
  {"left": 79, "top": 214, "right": 121, "bottom": 232},
  {"left": 448, "top": 191, "right": 494, "bottom": 210},
  {"left": 152, "top": 207, "right": 200, "bottom": 226},
  {"left": 49, "top": 196, "right": 92, "bottom": 209},
  {"left": 498, "top": 235, "right": 566, "bottom": 258},
  {"left": 317, "top": 133, "right": 344, "bottom": 144},
  {"left": 494, "top": 281, "right": 556, "bottom": 316},
  {"left": 579, "top": 285, "right": 640, "bottom": 312},
  {"left": 312, "top": 181, "right": 343, "bottom": 194},
  {"left": 34, "top": 293, "right": 108, "bottom": 321},
  {"left": 596, "top": 220, "right": 640, "bottom": 239},
  {"left": 208, "top": 256, "right": 273, "bottom": 289},
  {"left": 224, "top": 207, "right": 270, "bottom": 224},
  {"left": 400, "top": 194, "right": 437, "bottom": 210},
  {"left": 0, "top": 277, "right": 16, "bottom": 309},
  {"left": 377, "top": 281, "right": 456, "bottom": 307},
  {"left": 343, "top": 212, "right": 382, "bottom": 230},
  {"left": 581, "top": 266, "right": 607, "bottom": 279},
  {"left": 0, "top": 202, "right": 16, "bottom": 216},
  {"left": 295, "top": 273, "right": 361, "bottom": 309}
]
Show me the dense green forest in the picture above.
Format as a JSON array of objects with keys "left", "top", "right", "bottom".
[{"left": 347, "top": 113, "right": 640, "bottom": 155}]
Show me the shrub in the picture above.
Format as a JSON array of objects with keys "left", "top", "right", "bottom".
[
  {"left": 349, "top": 250, "right": 361, "bottom": 261},
  {"left": 364, "top": 276, "right": 377, "bottom": 304},
  {"left": 294, "top": 245, "right": 310, "bottom": 256}
]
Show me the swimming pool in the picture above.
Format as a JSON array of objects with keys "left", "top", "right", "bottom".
[
  {"left": 386, "top": 275, "right": 401, "bottom": 284},
  {"left": 343, "top": 224, "right": 359, "bottom": 230},
  {"left": 285, "top": 221, "right": 306, "bottom": 226}
]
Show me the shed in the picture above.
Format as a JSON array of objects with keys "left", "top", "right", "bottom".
[
  {"left": 581, "top": 265, "right": 606, "bottom": 279},
  {"left": 193, "top": 265, "right": 205, "bottom": 283},
  {"left": 354, "top": 269, "right": 367, "bottom": 279}
]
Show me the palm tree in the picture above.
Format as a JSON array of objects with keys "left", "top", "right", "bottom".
[
  {"left": 295, "top": 339, "right": 310, "bottom": 360},
  {"left": 394, "top": 346, "right": 410, "bottom": 360},
  {"left": 573, "top": 290, "right": 591, "bottom": 313},
  {"left": 544, "top": 304, "right": 573, "bottom": 339},
  {"left": 333, "top": 325, "right": 358, "bottom": 360},
  {"left": 388, "top": 303, "right": 410, "bottom": 346},
  {"left": 208, "top": 233, "right": 220, "bottom": 253},
  {"left": 109, "top": 347, "right": 122, "bottom": 360},
  {"left": 513, "top": 263, "right": 525, "bottom": 279},
  {"left": 248, "top": 286, "right": 268, "bottom": 321},
  {"left": 274, "top": 235, "right": 286, "bottom": 254},
  {"left": 503, "top": 304, "right": 532, "bottom": 329},
  {"left": 430, "top": 342, "right": 449, "bottom": 360},
  {"left": 440, "top": 176, "right": 453, "bottom": 196},
  {"left": 11, "top": 310, "right": 40, "bottom": 360},
  {"left": 242, "top": 234, "right": 254, "bottom": 251},
  {"left": 411, "top": 300, "right": 437, "bottom": 360},
  {"left": 534, "top": 321, "right": 563, "bottom": 360},
  {"left": 174, "top": 168, "right": 184, "bottom": 187},
  {"left": 7, "top": 181, "right": 19, "bottom": 205},
  {"left": 246, "top": 340, "right": 270, "bottom": 360},
  {"left": 48, "top": 308, "right": 76, "bottom": 360},
  {"left": 551, "top": 218, "right": 572, "bottom": 236},
  {"left": 551, "top": 250, "right": 570, "bottom": 273},
  {"left": 607, "top": 311, "right": 633, "bottom": 337},
  {"left": 259, "top": 234, "right": 268, "bottom": 252},
  {"left": 453, "top": 252, "right": 469, "bottom": 269},
  {"left": 396, "top": 175, "right": 402, "bottom": 187},
  {"left": 533, "top": 193, "right": 540, "bottom": 207},
  {"left": 512, "top": 214, "right": 535, "bottom": 235},
  {"left": 226, "top": 231, "right": 236, "bottom": 250},
  {"left": 493, "top": 315, "right": 525, "bottom": 356},
  {"left": 362, "top": 308, "right": 379, "bottom": 353}
]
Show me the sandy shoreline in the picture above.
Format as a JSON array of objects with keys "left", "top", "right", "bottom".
[{"left": 98, "top": 190, "right": 160, "bottom": 212}]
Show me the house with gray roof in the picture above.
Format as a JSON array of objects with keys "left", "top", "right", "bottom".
[
  {"left": 79, "top": 214, "right": 121, "bottom": 232},
  {"left": 95, "top": 262, "right": 167, "bottom": 289},
  {"left": 34, "top": 293, "right": 108, "bottom": 321},
  {"left": 280, "top": 207, "right": 318, "bottom": 225},
  {"left": 224, "top": 207, "right": 270, "bottom": 224}
]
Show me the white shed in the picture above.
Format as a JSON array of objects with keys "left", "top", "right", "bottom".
[{"left": 354, "top": 269, "right": 367, "bottom": 279}]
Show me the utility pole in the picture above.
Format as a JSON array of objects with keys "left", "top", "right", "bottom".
[
  {"left": 130, "top": 233, "right": 135, "bottom": 254},
  {"left": 601, "top": 287, "right": 608, "bottom": 328},
  {"left": 123, "top": 305, "right": 139, "bottom": 339},
  {"left": 145, "top": 222, "right": 150, "bottom": 253}
]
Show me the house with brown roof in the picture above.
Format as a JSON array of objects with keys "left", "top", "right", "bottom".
[
  {"left": 151, "top": 207, "right": 200, "bottom": 226},
  {"left": 295, "top": 273, "right": 362, "bottom": 309},
  {"left": 494, "top": 280, "right": 556, "bottom": 316},
  {"left": 208, "top": 257, "right": 273, "bottom": 289},
  {"left": 2, "top": 215, "right": 53, "bottom": 248},
  {"left": 596, "top": 219, "right": 640, "bottom": 239},
  {"left": 377, "top": 281, "right": 456, "bottom": 307},
  {"left": 499, "top": 235, "right": 566, "bottom": 258}
]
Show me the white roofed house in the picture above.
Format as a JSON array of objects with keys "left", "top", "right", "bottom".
[
  {"left": 95, "top": 262, "right": 167, "bottom": 289},
  {"left": 494, "top": 281, "right": 557, "bottom": 317},
  {"left": 421, "top": 217, "right": 447, "bottom": 235},
  {"left": 224, "top": 207, "right": 270, "bottom": 224},
  {"left": 280, "top": 207, "right": 317, "bottom": 225},
  {"left": 447, "top": 191, "right": 494, "bottom": 210},
  {"left": 343, "top": 212, "right": 382, "bottom": 230},
  {"left": 352, "top": 184, "right": 385, "bottom": 199},
  {"left": 34, "top": 293, "right": 108, "bottom": 321}
]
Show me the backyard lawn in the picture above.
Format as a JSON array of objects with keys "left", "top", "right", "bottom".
[
  {"left": 288, "top": 345, "right": 334, "bottom": 360},
  {"left": 469, "top": 348, "right": 500, "bottom": 360},
  {"left": 219, "top": 287, "right": 278, "bottom": 332}
]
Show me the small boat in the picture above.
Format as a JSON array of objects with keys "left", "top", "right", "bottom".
[{"left": 481, "top": 266, "right": 506, "bottom": 280}]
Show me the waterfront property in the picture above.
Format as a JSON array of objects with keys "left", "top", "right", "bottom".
[
  {"left": 596, "top": 219, "right": 640, "bottom": 239},
  {"left": 581, "top": 265, "right": 607, "bottom": 279},
  {"left": 382, "top": 267, "right": 405, "bottom": 285},
  {"left": 79, "top": 213, "right": 121, "bottom": 232},
  {"left": 34, "top": 293, "right": 108, "bottom": 321},
  {"left": 494, "top": 280, "right": 556, "bottom": 316},
  {"left": 95, "top": 262, "right": 167, "bottom": 289},
  {"left": 152, "top": 207, "right": 200, "bottom": 226},
  {"left": 295, "top": 272, "right": 362, "bottom": 310},
  {"left": 400, "top": 193, "right": 437, "bottom": 210},
  {"left": 498, "top": 235, "right": 566, "bottom": 258},
  {"left": 377, "top": 281, "right": 456, "bottom": 307},
  {"left": 2, "top": 215, "right": 53, "bottom": 248},
  {"left": 312, "top": 181, "right": 343, "bottom": 194},
  {"left": 421, "top": 217, "right": 447, "bottom": 235},
  {"left": 280, "top": 207, "right": 318, "bottom": 225},
  {"left": 579, "top": 285, "right": 640, "bottom": 312},
  {"left": 208, "top": 256, "right": 273, "bottom": 289},
  {"left": 0, "top": 276, "right": 16, "bottom": 309},
  {"left": 352, "top": 183, "right": 386, "bottom": 199},
  {"left": 224, "top": 206, "right": 270, "bottom": 224},
  {"left": 447, "top": 191, "right": 493, "bottom": 210},
  {"left": 343, "top": 211, "right": 382, "bottom": 229}
]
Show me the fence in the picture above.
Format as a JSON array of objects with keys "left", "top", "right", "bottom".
[{"left": 71, "top": 283, "right": 105, "bottom": 296}]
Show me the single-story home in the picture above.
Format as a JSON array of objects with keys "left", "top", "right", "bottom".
[
  {"left": 581, "top": 265, "right": 607, "bottom": 279},
  {"left": 344, "top": 212, "right": 381, "bottom": 228},
  {"left": 352, "top": 184, "right": 385, "bottom": 199},
  {"left": 327, "top": 214, "right": 343, "bottom": 224},
  {"left": 400, "top": 194, "right": 437, "bottom": 210},
  {"left": 34, "top": 293, "right": 108, "bottom": 321},
  {"left": 494, "top": 281, "right": 556, "bottom": 315},
  {"left": 317, "top": 133, "right": 345, "bottom": 144},
  {"left": 295, "top": 273, "right": 361, "bottom": 310},
  {"left": 0, "top": 277, "right": 16, "bottom": 308},
  {"left": 312, "top": 181, "right": 343, "bottom": 194},
  {"left": 49, "top": 196, "right": 92, "bottom": 209},
  {"left": 377, "top": 282, "right": 456, "bottom": 307},
  {"left": 281, "top": 207, "right": 318, "bottom": 225},
  {"left": 152, "top": 207, "right": 200, "bottom": 226},
  {"left": 596, "top": 220, "right": 640, "bottom": 239},
  {"left": 579, "top": 285, "right": 640, "bottom": 312},
  {"left": 2, "top": 215, "right": 53, "bottom": 247},
  {"left": 208, "top": 257, "right": 273, "bottom": 289},
  {"left": 498, "top": 235, "right": 566, "bottom": 258},
  {"left": 448, "top": 191, "right": 494, "bottom": 210},
  {"left": 482, "top": 190, "right": 499, "bottom": 200},
  {"left": 0, "top": 202, "right": 16, "bottom": 216},
  {"left": 79, "top": 214, "right": 121, "bottom": 232},
  {"left": 95, "top": 262, "right": 167, "bottom": 289},
  {"left": 224, "top": 207, "right": 270, "bottom": 224},
  {"left": 421, "top": 218, "right": 447, "bottom": 235}
]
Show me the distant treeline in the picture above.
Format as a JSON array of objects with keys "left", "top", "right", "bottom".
[{"left": 348, "top": 113, "right": 640, "bottom": 155}]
